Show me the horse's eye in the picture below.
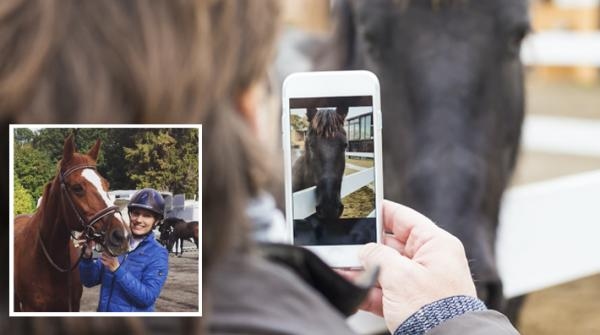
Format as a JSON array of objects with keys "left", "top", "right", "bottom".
[{"left": 71, "top": 184, "right": 84, "bottom": 194}]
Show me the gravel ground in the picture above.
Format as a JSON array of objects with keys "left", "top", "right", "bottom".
[{"left": 341, "top": 186, "right": 375, "bottom": 218}]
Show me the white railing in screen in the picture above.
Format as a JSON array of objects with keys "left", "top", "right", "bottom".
[
  {"left": 292, "top": 167, "right": 375, "bottom": 219},
  {"left": 345, "top": 152, "right": 374, "bottom": 158}
]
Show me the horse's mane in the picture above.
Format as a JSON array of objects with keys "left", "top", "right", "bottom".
[{"left": 310, "top": 108, "right": 346, "bottom": 138}]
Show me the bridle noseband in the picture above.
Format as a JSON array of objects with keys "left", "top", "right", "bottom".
[{"left": 59, "top": 164, "right": 121, "bottom": 248}]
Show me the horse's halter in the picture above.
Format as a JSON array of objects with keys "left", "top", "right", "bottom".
[{"left": 59, "top": 164, "right": 121, "bottom": 250}]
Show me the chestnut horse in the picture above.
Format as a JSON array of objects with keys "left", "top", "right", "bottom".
[{"left": 14, "top": 134, "right": 131, "bottom": 312}]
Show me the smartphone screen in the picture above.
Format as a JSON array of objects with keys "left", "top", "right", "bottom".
[{"left": 288, "top": 96, "right": 377, "bottom": 246}]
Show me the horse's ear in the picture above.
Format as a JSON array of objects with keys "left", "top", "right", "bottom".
[
  {"left": 87, "top": 139, "right": 101, "bottom": 161},
  {"left": 63, "top": 134, "right": 76, "bottom": 163},
  {"left": 306, "top": 107, "right": 317, "bottom": 122},
  {"left": 337, "top": 104, "right": 349, "bottom": 120}
]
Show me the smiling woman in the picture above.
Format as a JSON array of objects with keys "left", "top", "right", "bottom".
[{"left": 78, "top": 188, "right": 168, "bottom": 312}]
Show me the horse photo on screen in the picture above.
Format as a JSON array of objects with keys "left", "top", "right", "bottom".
[
  {"left": 292, "top": 106, "right": 349, "bottom": 220},
  {"left": 13, "top": 134, "right": 130, "bottom": 312},
  {"left": 291, "top": 100, "right": 377, "bottom": 246}
]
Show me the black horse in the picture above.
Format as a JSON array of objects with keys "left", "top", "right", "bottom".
[
  {"left": 313, "top": 0, "right": 529, "bottom": 319},
  {"left": 159, "top": 217, "right": 199, "bottom": 257},
  {"left": 292, "top": 106, "right": 349, "bottom": 220}
]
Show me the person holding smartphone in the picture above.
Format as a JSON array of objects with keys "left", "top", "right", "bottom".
[
  {"left": 1, "top": 0, "right": 517, "bottom": 333},
  {"left": 200, "top": 2, "right": 519, "bottom": 335},
  {"left": 79, "top": 188, "right": 169, "bottom": 312}
]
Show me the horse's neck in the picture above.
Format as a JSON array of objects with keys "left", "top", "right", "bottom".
[{"left": 36, "top": 179, "right": 73, "bottom": 257}]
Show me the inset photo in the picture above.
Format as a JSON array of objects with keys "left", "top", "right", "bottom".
[{"left": 9, "top": 125, "right": 202, "bottom": 316}]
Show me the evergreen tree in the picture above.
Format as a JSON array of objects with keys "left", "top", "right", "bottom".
[{"left": 124, "top": 129, "right": 199, "bottom": 198}]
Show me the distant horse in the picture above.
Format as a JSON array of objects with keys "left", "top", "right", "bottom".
[
  {"left": 315, "top": 0, "right": 529, "bottom": 317},
  {"left": 159, "top": 217, "right": 199, "bottom": 257},
  {"left": 292, "top": 106, "right": 349, "bottom": 219},
  {"left": 14, "top": 134, "right": 130, "bottom": 312}
]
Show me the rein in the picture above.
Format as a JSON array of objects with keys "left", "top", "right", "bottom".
[{"left": 38, "top": 232, "right": 84, "bottom": 273}]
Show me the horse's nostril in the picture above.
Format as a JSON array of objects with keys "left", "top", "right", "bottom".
[{"left": 110, "top": 229, "right": 126, "bottom": 244}]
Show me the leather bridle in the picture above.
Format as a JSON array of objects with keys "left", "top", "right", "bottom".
[
  {"left": 59, "top": 164, "right": 121, "bottom": 249},
  {"left": 38, "top": 164, "right": 122, "bottom": 273}
]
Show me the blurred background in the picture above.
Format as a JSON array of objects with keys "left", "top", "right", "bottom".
[{"left": 276, "top": 0, "right": 600, "bottom": 334}]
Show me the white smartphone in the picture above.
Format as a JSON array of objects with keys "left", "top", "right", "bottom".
[{"left": 282, "top": 70, "right": 383, "bottom": 268}]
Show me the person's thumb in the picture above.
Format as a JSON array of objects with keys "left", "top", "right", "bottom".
[{"left": 359, "top": 243, "right": 413, "bottom": 285}]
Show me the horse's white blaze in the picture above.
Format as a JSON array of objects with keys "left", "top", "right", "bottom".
[{"left": 81, "top": 169, "right": 129, "bottom": 238}]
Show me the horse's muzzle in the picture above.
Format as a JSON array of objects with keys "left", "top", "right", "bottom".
[
  {"left": 316, "top": 202, "right": 344, "bottom": 219},
  {"left": 105, "top": 228, "right": 129, "bottom": 256}
]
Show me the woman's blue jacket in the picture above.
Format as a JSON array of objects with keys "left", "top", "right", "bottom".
[{"left": 79, "top": 233, "right": 169, "bottom": 312}]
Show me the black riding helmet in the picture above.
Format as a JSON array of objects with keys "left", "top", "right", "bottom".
[{"left": 128, "top": 188, "right": 165, "bottom": 220}]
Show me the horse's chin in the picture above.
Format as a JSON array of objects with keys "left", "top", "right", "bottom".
[{"left": 105, "top": 244, "right": 129, "bottom": 257}]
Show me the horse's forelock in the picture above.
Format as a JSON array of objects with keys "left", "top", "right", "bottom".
[{"left": 311, "top": 108, "right": 345, "bottom": 138}]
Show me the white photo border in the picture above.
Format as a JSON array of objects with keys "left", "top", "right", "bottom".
[{"left": 9, "top": 124, "right": 203, "bottom": 317}]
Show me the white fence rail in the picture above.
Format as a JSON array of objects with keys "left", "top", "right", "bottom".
[
  {"left": 292, "top": 167, "right": 374, "bottom": 219},
  {"left": 521, "top": 31, "right": 600, "bottom": 66},
  {"left": 522, "top": 115, "right": 600, "bottom": 157},
  {"left": 345, "top": 152, "right": 374, "bottom": 158}
]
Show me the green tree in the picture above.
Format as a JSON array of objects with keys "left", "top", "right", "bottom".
[
  {"left": 169, "top": 128, "right": 199, "bottom": 199},
  {"left": 124, "top": 129, "right": 199, "bottom": 198},
  {"left": 99, "top": 129, "right": 138, "bottom": 190},
  {"left": 290, "top": 114, "right": 308, "bottom": 132},
  {"left": 14, "top": 128, "right": 35, "bottom": 145},
  {"left": 14, "top": 178, "right": 35, "bottom": 215},
  {"left": 13, "top": 144, "right": 55, "bottom": 200},
  {"left": 31, "top": 128, "right": 72, "bottom": 162}
]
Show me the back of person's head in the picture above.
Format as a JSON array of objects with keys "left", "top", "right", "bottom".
[
  {"left": 1, "top": 0, "right": 280, "bottom": 257},
  {"left": 1, "top": 0, "right": 281, "bottom": 332}
]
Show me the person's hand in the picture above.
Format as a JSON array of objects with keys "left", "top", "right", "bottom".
[
  {"left": 359, "top": 200, "right": 477, "bottom": 332},
  {"left": 73, "top": 239, "right": 95, "bottom": 259},
  {"left": 100, "top": 252, "right": 120, "bottom": 272}
]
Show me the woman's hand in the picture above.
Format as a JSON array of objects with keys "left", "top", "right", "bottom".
[
  {"left": 74, "top": 238, "right": 96, "bottom": 259},
  {"left": 100, "top": 252, "right": 120, "bottom": 272}
]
